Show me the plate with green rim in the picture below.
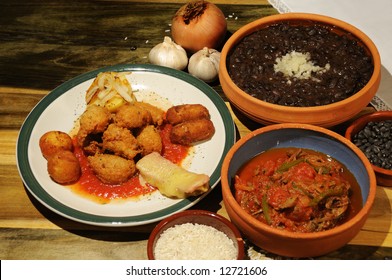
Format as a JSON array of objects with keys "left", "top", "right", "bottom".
[{"left": 16, "top": 64, "right": 236, "bottom": 227}]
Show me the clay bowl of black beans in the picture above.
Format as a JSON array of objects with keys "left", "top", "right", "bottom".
[
  {"left": 345, "top": 111, "right": 392, "bottom": 187},
  {"left": 219, "top": 13, "right": 381, "bottom": 127}
]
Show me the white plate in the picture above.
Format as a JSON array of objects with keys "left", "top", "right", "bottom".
[{"left": 16, "top": 64, "right": 236, "bottom": 227}]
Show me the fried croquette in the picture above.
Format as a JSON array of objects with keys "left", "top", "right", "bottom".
[
  {"left": 39, "top": 131, "right": 73, "bottom": 159},
  {"left": 134, "top": 101, "right": 165, "bottom": 126},
  {"left": 47, "top": 150, "right": 81, "bottom": 184},
  {"left": 77, "top": 104, "right": 111, "bottom": 147},
  {"left": 170, "top": 118, "right": 215, "bottom": 146},
  {"left": 166, "top": 104, "right": 210, "bottom": 125},
  {"left": 136, "top": 125, "right": 162, "bottom": 156},
  {"left": 102, "top": 124, "right": 140, "bottom": 159},
  {"left": 114, "top": 103, "right": 152, "bottom": 129},
  {"left": 87, "top": 153, "right": 136, "bottom": 185}
]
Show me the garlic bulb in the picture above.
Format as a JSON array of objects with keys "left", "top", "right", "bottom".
[
  {"left": 148, "top": 36, "right": 188, "bottom": 70},
  {"left": 188, "top": 47, "right": 221, "bottom": 82}
]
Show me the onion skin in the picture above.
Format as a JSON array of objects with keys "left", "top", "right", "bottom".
[{"left": 171, "top": 1, "right": 227, "bottom": 53}]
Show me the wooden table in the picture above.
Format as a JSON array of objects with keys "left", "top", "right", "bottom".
[{"left": 0, "top": 0, "right": 391, "bottom": 260}]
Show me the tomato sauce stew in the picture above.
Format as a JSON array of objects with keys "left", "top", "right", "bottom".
[{"left": 234, "top": 148, "right": 362, "bottom": 233}]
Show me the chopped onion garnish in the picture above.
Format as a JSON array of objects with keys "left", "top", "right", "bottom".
[
  {"left": 114, "top": 82, "right": 133, "bottom": 102},
  {"left": 85, "top": 72, "right": 136, "bottom": 109},
  {"left": 85, "top": 85, "right": 99, "bottom": 103},
  {"left": 100, "top": 90, "right": 117, "bottom": 104}
]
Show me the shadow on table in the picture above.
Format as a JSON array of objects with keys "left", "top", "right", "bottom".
[{"left": 25, "top": 183, "right": 224, "bottom": 243}]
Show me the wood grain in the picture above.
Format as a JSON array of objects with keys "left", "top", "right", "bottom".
[{"left": 0, "top": 0, "right": 275, "bottom": 92}]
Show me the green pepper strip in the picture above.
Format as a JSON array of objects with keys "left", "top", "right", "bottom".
[
  {"left": 262, "top": 194, "right": 271, "bottom": 225},
  {"left": 276, "top": 158, "right": 305, "bottom": 173},
  {"left": 278, "top": 196, "right": 297, "bottom": 209},
  {"left": 317, "top": 166, "right": 330, "bottom": 174},
  {"left": 310, "top": 188, "right": 344, "bottom": 206},
  {"left": 308, "top": 164, "right": 330, "bottom": 174},
  {"left": 292, "top": 183, "right": 313, "bottom": 199}
]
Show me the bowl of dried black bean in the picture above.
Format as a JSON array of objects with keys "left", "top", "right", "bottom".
[
  {"left": 219, "top": 13, "right": 381, "bottom": 127},
  {"left": 345, "top": 111, "right": 392, "bottom": 187}
]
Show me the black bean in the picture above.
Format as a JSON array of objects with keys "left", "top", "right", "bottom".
[
  {"left": 353, "top": 120, "right": 392, "bottom": 170},
  {"left": 228, "top": 22, "right": 373, "bottom": 107},
  {"left": 363, "top": 127, "right": 372, "bottom": 137}
]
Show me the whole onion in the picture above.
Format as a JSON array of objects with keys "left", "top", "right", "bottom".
[{"left": 171, "top": 0, "right": 227, "bottom": 53}]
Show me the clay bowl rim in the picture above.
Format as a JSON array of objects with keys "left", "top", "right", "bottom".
[
  {"left": 221, "top": 123, "right": 377, "bottom": 240},
  {"left": 345, "top": 111, "right": 392, "bottom": 177},
  {"left": 147, "top": 209, "right": 245, "bottom": 260},
  {"left": 219, "top": 13, "right": 381, "bottom": 116}
]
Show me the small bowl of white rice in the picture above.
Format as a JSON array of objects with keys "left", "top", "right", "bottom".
[{"left": 147, "top": 210, "right": 245, "bottom": 260}]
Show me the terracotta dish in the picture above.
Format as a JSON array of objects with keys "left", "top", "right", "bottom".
[
  {"left": 219, "top": 13, "right": 381, "bottom": 127},
  {"left": 221, "top": 123, "right": 377, "bottom": 257},
  {"left": 345, "top": 111, "right": 392, "bottom": 187}
]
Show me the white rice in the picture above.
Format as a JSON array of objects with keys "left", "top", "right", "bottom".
[
  {"left": 274, "top": 51, "right": 330, "bottom": 81},
  {"left": 154, "top": 223, "right": 238, "bottom": 260}
]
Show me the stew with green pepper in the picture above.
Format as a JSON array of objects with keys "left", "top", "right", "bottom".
[{"left": 234, "top": 148, "right": 362, "bottom": 233}]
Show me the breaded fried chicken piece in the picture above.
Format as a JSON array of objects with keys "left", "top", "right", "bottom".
[
  {"left": 114, "top": 103, "right": 152, "bottom": 129},
  {"left": 102, "top": 124, "right": 140, "bottom": 159},
  {"left": 88, "top": 153, "right": 136, "bottom": 185},
  {"left": 82, "top": 140, "right": 103, "bottom": 156},
  {"left": 77, "top": 104, "right": 111, "bottom": 147},
  {"left": 134, "top": 101, "right": 165, "bottom": 126},
  {"left": 136, "top": 125, "right": 162, "bottom": 156}
]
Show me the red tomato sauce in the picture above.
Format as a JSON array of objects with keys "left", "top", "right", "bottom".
[
  {"left": 70, "top": 123, "right": 189, "bottom": 204},
  {"left": 160, "top": 123, "right": 189, "bottom": 164},
  {"left": 235, "top": 148, "right": 362, "bottom": 233}
]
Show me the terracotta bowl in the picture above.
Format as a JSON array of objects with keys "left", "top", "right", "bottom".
[
  {"left": 345, "top": 111, "right": 392, "bottom": 187},
  {"left": 147, "top": 210, "right": 245, "bottom": 260},
  {"left": 221, "top": 123, "right": 377, "bottom": 258},
  {"left": 219, "top": 13, "right": 381, "bottom": 127}
]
